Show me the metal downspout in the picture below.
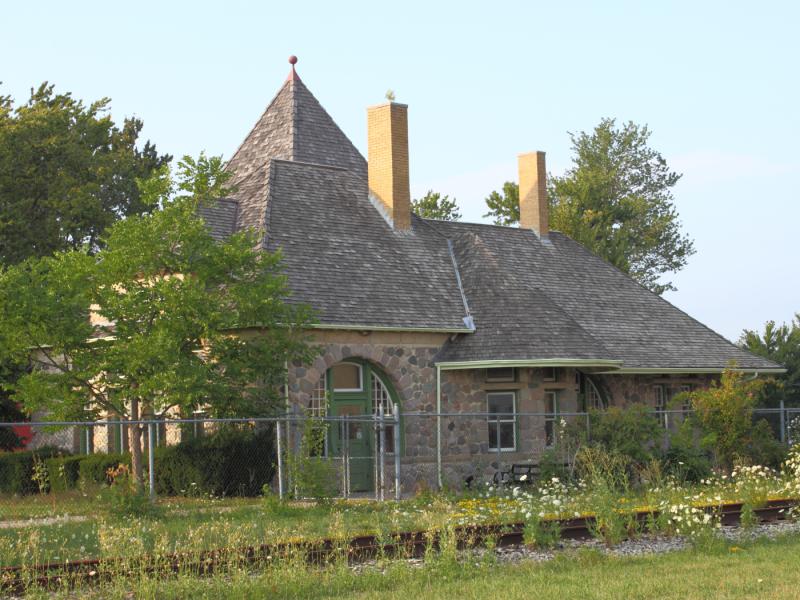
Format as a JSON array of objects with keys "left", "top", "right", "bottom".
[{"left": 436, "top": 364, "right": 443, "bottom": 490}]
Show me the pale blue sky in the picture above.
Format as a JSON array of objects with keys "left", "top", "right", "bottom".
[{"left": 2, "top": 0, "right": 798, "bottom": 341}]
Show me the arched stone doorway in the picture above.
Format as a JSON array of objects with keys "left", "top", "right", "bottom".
[{"left": 308, "top": 359, "right": 401, "bottom": 492}]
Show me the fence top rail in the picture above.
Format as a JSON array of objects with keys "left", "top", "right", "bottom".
[{"left": 0, "top": 407, "right": 796, "bottom": 429}]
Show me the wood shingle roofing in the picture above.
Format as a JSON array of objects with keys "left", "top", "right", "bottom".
[{"left": 199, "top": 72, "right": 783, "bottom": 373}]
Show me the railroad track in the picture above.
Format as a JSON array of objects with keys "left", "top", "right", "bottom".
[{"left": 1, "top": 499, "right": 796, "bottom": 594}]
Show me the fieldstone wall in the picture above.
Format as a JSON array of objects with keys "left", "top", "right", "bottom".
[
  {"left": 283, "top": 331, "right": 722, "bottom": 494},
  {"left": 437, "top": 367, "right": 581, "bottom": 489},
  {"left": 594, "top": 373, "right": 716, "bottom": 407}
]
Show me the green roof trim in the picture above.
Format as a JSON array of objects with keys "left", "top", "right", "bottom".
[
  {"left": 596, "top": 367, "right": 788, "bottom": 375},
  {"left": 435, "top": 358, "right": 624, "bottom": 371},
  {"left": 310, "top": 323, "right": 474, "bottom": 334}
]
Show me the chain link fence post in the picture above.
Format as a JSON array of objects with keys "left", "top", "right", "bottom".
[
  {"left": 780, "top": 399, "right": 786, "bottom": 444},
  {"left": 275, "top": 419, "right": 284, "bottom": 499},
  {"left": 379, "top": 403, "right": 386, "bottom": 502},
  {"left": 393, "top": 404, "right": 401, "bottom": 500},
  {"left": 147, "top": 420, "right": 156, "bottom": 502},
  {"left": 344, "top": 417, "right": 351, "bottom": 498},
  {"left": 495, "top": 415, "right": 502, "bottom": 489}
]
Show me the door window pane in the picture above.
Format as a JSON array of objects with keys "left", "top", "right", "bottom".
[{"left": 332, "top": 363, "right": 362, "bottom": 391}]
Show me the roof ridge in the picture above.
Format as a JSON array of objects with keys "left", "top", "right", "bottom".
[
  {"left": 289, "top": 80, "right": 298, "bottom": 161},
  {"left": 226, "top": 79, "right": 292, "bottom": 169}
]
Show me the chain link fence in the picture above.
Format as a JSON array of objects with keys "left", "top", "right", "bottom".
[{"left": 1, "top": 406, "right": 798, "bottom": 516}]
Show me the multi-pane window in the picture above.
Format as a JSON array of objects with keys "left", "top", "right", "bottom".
[
  {"left": 372, "top": 373, "right": 396, "bottom": 453},
  {"left": 308, "top": 372, "right": 327, "bottom": 417},
  {"left": 331, "top": 363, "right": 362, "bottom": 392},
  {"left": 487, "top": 392, "right": 516, "bottom": 451},
  {"left": 677, "top": 385, "right": 693, "bottom": 411},
  {"left": 544, "top": 390, "right": 559, "bottom": 447},
  {"left": 654, "top": 384, "right": 667, "bottom": 428},
  {"left": 486, "top": 367, "right": 515, "bottom": 383},
  {"left": 585, "top": 377, "right": 605, "bottom": 410},
  {"left": 654, "top": 384, "right": 694, "bottom": 428}
]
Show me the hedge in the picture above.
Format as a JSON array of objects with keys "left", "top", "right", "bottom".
[
  {"left": 0, "top": 447, "right": 64, "bottom": 495},
  {"left": 154, "top": 426, "right": 275, "bottom": 497},
  {"left": 45, "top": 455, "right": 84, "bottom": 492},
  {"left": 0, "top": 426, "right": 275, "bottom": 497}
]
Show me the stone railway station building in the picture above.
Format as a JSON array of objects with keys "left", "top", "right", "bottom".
[{"left": 37, "top": 58, "right": 785, "bottom": 492}]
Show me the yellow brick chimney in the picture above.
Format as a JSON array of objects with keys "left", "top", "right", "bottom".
[
  {"left": 518, "top": 151, "right": 549, "bottom": 238},
  {"left": 367, "top": 102, "right": 411, "bottom": 230}
]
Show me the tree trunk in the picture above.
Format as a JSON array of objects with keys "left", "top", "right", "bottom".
[{"left": 129, "top": 398, "right": 144, "bottom": 493}]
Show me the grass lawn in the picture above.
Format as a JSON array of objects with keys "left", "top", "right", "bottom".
[
  {"left": 0, "top": 489, "right": 263, "bottom": 521},
  {"left": 29, "top": 532, "right": 800, "bottom": 599},
  {"left": 0, "top": 498, "right": 438, "bottom": 566}
]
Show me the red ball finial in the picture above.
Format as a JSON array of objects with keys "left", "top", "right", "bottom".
[{"left": 288, "top": 55, "right": 298, "bottom": 65}]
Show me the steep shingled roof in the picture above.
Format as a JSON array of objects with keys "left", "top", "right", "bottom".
[
  {"left": 200, "top": 69, "right": 783, "bottom": 372},
  {"left": 263, "top": 160, "right": 468, "bottom": 330},
  {"left": 224, "top": 75, "right": 366, "bottom": 239},
  {"left": 430, "top": 222, "right": 780, "bottom": 371}
]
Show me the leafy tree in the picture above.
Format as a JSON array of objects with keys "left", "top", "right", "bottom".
[
  {"left": 0, "top": 82, "right": 171, "bottom": 265},
  {"left": 0, "top": 154, "right": 315, "bottom": 486},
  {"left": 483, "top": 182, "right": 519, "bottom": 226},
  {"left": 483, "top": 119, "right": 695, "bottom": 294},
  {"left": 411, "top": 190, "right": 462, "bottom": 221},
  {"left": 739, "top": 314, "right": 800, "bottom": 407},
  {"left": 685, "top": 367, "right": 772, "bottom": 470},
  {"left": 0, "top": 371, "right": 25, "bottom": 451}
]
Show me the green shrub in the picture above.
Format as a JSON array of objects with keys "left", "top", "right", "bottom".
[
  {"left": 285, "top": 415, "right": 337, "bottom": 501},
  {"left": 538, "top": 448, "right": 573, "bottom": 483},
  {"left": 100, "top": 464, "right": 160, "bottom": 517},
  {"left": 78, "top": 453, "right": 130, "bottom": 485},
  {"left": 154, "top": 425, "right": 275, "bottom": 497},
  {"left": 45, "top": 455, "right": 84, "bottom": 492},
  {"left": 0, "top": 447, "right": 64, "bottom": 495},
  {"left": 661, "top": 443, "right": 711, "bottom": 482},
  {"left": 745, "top": 419, "right": 786, "bottom": 469},
  {"left": 588, "top": 404, "right": 662, "bottom": 466}
]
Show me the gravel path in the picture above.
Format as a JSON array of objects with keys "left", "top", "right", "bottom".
[
  {"left": 490, "top": 519, "right": 800, "bottom": 564},
  {"left": 352, "top": 518, "right": 800, "bottom": 572},
  {"left": 0, "top": 514, "right": 88, "bottom": 529}
]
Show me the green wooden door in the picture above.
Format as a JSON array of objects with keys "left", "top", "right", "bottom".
[{"left": 330, "top": 399, "right": 373, "bottom": 492}]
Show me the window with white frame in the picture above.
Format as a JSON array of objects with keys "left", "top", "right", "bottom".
[
  {"left": 487, "top": 392, "right": 516, "bottom": 451},
  {"left": 544, "top": 390, "right": 559, "bottom": 447},
  {"left": 654, "top": 384, "right": 694, "bottom": 427},
  {"left": 486, "top": 367, "right": 515, "bottom": 383},
  {"left": 192, "top": 409, "right": 207, "bottom": 439},
  {"left": 585, "top": 377, "right": 605, "bottom": 410},
  {"left": 331, "top": 362, "right": 362, "bottom": 392},
  {"left": 677, "top": 384, "right": 693, "bottom": 412},
  {"left": 308, "top": 372, "right": 327, "bottom": 416},
  {"left": 372, "top": 373, "right": 397, "bottom": 454},
  {"left": 542, "top": 367, "right": 558, "bottom": 382},
  {"left": 654, "top": 384, "right": 667, "bottom": 428}
]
